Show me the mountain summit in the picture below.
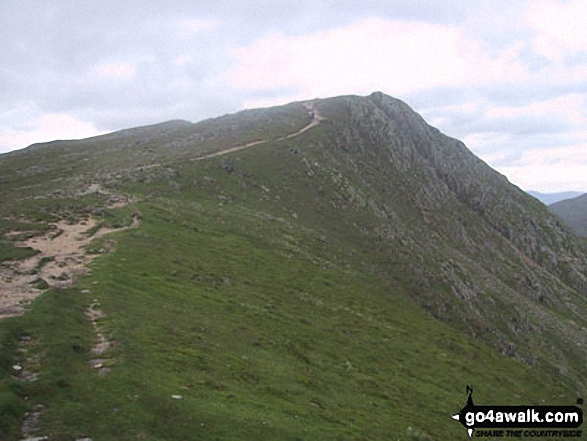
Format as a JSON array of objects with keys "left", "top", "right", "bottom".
[{"left": 0, "top": 93, "right": 585, "bottom": 440}]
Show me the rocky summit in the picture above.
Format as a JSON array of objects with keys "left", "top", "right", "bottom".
[{"left": 0, "top": 92, "right": 585, "bottom": 440}]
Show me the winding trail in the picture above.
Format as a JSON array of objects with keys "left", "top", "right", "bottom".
[{"left": 192, "top": 102, "right": 323, "bottom": 162}]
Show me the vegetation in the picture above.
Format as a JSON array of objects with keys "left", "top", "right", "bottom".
[
  {"left": 0, "top": 196, "right": 574, "bottom": 440},
  {"left": 0, "top": 93, "right": 584, "bottom": 440}
]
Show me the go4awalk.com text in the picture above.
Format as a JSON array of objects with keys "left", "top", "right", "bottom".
[{"left": 452, "top": 386, "right": 583, "bottom": 438}]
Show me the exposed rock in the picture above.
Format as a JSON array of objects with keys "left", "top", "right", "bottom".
[
  {"left": 1, "top": 215, "right": 141, "bottom": 320},
  {"left": 20, "top": 404, "right": 46, "bottom": 439}
]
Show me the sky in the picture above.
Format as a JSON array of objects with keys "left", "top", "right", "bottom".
[{"left": 1, "top": 1, "right": 587, "bottom": 193}]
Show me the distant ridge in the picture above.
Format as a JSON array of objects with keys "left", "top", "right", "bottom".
[
  {"left": 550, "top": 193, "right": 587, "bottom": 237},
  {"left": 527, "top": 190, "right": 584, "bottom": 205}
]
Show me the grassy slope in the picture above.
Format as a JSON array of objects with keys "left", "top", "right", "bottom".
[
  {"left": 0, "top": 193, "right": 573, "bottom": 440},
  {"left": 0, "top": 95, "right": 583, "bottom": 440}
]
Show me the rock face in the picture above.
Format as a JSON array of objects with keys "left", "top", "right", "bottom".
[
  {"left": 314, "top": 93, "right": 587, "bottom": 270},
  {"left": 550, "top": 193, "right": 587, "bottom": 237},
  {"left": 288, "top": 92, "right": 587, "bottom": 389}
]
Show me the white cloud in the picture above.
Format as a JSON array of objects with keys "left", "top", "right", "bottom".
[
  {"left": 485, "top": 94, "right": 585, "bottom": 121},
  {"left": 509, "top": 143, "right": 587, "bottom": 168},
  {"left": 464, "top": 132, "right": 510, "bottom": 152},
  {"left": 94, "top": 62, "right": 137, "bottom": 79},
  {"left": 527, "top": 0, "right": 587, "bottom": 62},
  {"left": 242, "top": 94, "right": 309, "bottom": 110},
  {"left": 173, "top": 55, "right": 191, "bottom": 68},
  {"left": 224, "top": 17, "right": 528, "bottom": 102},
  {"left": 449, "top": 92, "right": 587, "bottom": 192},
  {"left": 0, "top": 113, "right": 105, "bottom": 153},
  {"left": 178, "top": 18, "right": 217, "bottom": 37},
  {"left": 497, "top": 161, "right": 587, "bottom": 192},
  {"left": 477, "top": 140, "right": 587, "bottom": 192}
]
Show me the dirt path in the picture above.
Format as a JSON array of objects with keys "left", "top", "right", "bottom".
[
  {"left": 0, "top": 215, "right": 139, "bottom": 320},
  {"left": 86, "top": 300, "right": 115, "bottom": 375},
  {"left": 193, "top": 101, "right": 324, "bottom": 162}
]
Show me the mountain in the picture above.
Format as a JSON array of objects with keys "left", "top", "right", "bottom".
[
  {"left": 550, "top": 193, "right": 587, "bottom": 237},
  {"left": 0, "top": 92, "right": 586, "bottom": 440},
  {"left": 527, "top": 190, "right": 584, "bottom": 205}
]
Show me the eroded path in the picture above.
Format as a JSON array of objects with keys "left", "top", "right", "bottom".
[
  {"left": 193, "top": 102, "right": 324, "bottom": 162},
  {"left": 86, "top": 300, "right": 115, "bottom": 375},
  {"left": 0, "top": 215, "right": 139, "bottom": 319}
]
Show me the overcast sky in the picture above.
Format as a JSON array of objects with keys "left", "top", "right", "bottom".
[{"left": 1, "top": 1, "right": 587, "bottom": 192}]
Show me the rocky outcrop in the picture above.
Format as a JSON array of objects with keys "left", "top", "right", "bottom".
[{"left": 293, "top": 92, "right": 587, "bottom": 390}]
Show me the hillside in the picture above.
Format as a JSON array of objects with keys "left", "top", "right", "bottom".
[
  {"left": 0, "top": 92, "right": 586, "bottom": 440},
  {"left": 551, "top": 193, "right": 587, "bottom": 237}
]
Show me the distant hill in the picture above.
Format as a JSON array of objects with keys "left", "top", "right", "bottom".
[
  {"left": 527, "top": 190, "right": 584, "bottom": 205},
  {"left": 0, "top": 92, "right": 586, "bottom": 440},
  {"left": 550, "top": 193, "right": 587, "bottom": 237}
]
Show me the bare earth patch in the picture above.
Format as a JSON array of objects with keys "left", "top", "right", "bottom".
[{"left": 0, "top": 215, "right": 139, "bottom": 319}]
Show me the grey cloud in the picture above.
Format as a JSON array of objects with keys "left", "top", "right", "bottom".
[
  {"left": 0, "top": 1, "right": 391, "bottom": 132},
  {"left": 0, "top": 0, "right": 535, "bottom": 114},
  {"left": 407, "top": 80, "right": 585, "bottom": 168},
  {"left": 409, "top": 79, "right": 587, "bottom": 142},
  {"left": 1, "top": 1, "right": 245, "bottom": 131},
  {"left": 409, "top": 80, "right": 587, "bottom": 114}
]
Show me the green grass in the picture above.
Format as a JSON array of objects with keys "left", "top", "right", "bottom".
[
  {"left": 0, "top": 94, "right": 585, "bottom": 440},
  {"left": 0, "top": 195, "right": 574, "bottom": 440},
  {"left": 0, "top": 219, "right": 50, "bottom": 262},
  {"left": 0, "top": 241, "right": 38, "bottom": 262}
]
